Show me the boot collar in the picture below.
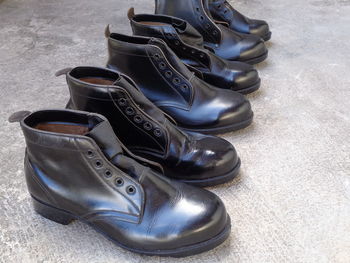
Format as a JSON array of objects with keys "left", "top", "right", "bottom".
[
  {"left": 129, "top": 12, "right": 212, "bottom": 69},
  {"left": 129, "top": 11, "right": 204, "bottom": 48},
  {"left": 66, "top": 66, "right": 167, "bottom": 125}
]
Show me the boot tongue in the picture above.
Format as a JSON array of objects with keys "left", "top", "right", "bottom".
[
  {"left": 86, "top": 117, "right": 150, "bottom": 180},
  {"left": 86, "top": 119, "right": 123, "bottom": 160},
  {"left": 173, "top": 22, "right": 205, "bottom": 48},
  {"left": 148, "top": 38, "right": 193, "bottom": 79},
  {"left": 112, "top": 75, "right": 167, "bottom": 124}
]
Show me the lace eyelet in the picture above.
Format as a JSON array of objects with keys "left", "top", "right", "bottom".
[
  {"left": 118, "top": 98, "right": 127, "bottom": 106},
  {"left": 174, "top": 40, "right": 180, "bottom": 46},
  {"left": 217, "top": 4, "right": 221, "bottom": 8},
  {"left": 196, "top": 7, "right": 200, "bottom": 12},
  {"left": 143, "top": 122, "right": 153, "bottom": 131},
  {"left": 125, "top": 107, "right": 135, "bottom": 115},
  {"left": 191, "top": 50, "right": 196, "bottom": 55},
  {"left": 154, "top": 129, "right": 162, "bottom": 137},
  {"left": 133, "top": 115, "right": 143, "bottom": 123},
  {"left": 213, "top": 30, "right": 218, "bottom": 36},
  {"left": 87, "top": 150, "right": 94, "bottom": 158},
  {"left": 159, "top": 62, "right": 166, "bottom": 69},
  {"left": 115, "top": 177, "right": 124, "bottom": 186},
  {"left": 104, "top": 169, "right": 112, "bottom": 178},
  {"left": 181, "top": 84, "right": 189, "bottom": 91},
  {"left": 199, "top": 53, "right": 205, "bottom": 58},
  {"left": 165, "top": 71, "right": 172, "bottom": 78},
  {"left": 95, "top": 160, "right": 103, "bottom": 168},
  {"left": 205, "top": 24, "right": 210, "bottom": 29},
  {"left": 126, "top": 185, "right": 136, "bottom": 195},
  {"left": 173, "top": 77, "right": 180, "bottom": 85},
  {"left": 154, "top": 53, "right": 161, "bottom": 59},
  {"left": 200, "top": 15, "right": 204, "bottom": 20}
]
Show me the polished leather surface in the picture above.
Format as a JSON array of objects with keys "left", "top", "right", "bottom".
[
  {"left": 129, "top": 11, "right": 260, "bottom": 93},
  {"left": 20, "top": 110, "right": 230, "bottom": 254},
  {"left": 208, "top": 0, "right": 271, "bottom": 41},
  {"left": 65, "top": 66, "right": 240, "bottom": 184},
  {"left": 106, "top": 32, "right": 254, "bottom": 134},
  {"left": 155, "top": 0, "right": 268, "bottom": 63}
]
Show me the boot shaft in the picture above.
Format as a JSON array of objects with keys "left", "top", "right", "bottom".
[
  {"left": 20, "top": 110, "right": 144, "bottom": 221},
  {"left": 155, "top": 0, "right": 221, "bottom": 44},
  {"left": 106, "top": 32, "right": 195, "bottom": 107},
  {"left": 65, "top": 66, "right": 196, "bottom": 163}
]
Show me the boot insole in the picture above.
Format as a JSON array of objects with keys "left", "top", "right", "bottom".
[
  {"left": 35, "top": 122, "right": 89, "bottom": 135},
  {"left": 79, "top": 77, "right": 115, "bottom": 85}
]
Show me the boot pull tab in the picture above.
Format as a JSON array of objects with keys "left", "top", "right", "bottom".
[
  {"left": 8, "top": 111, "right": 31, "bottom": 123},
  {"left": 127, "top": 7, "right": 135, "bottom": 21},
  {"left": 105, "top": 24, "right": 111, "bottom": 38},
  {"left": 55, "top": 67, "right": 72, "bottom": 77}
]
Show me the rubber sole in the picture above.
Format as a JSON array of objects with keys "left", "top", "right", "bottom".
[
  {"left": 31, "top": 196, "right": 231, "bottom": 257},
  {"left": 179, "top": 158, "right": 241, "bottom": 187},
  {"left": 235, "top": 78, "right": 261, "bottom": 95},
  {"left": 180, "top": 112, "right": 253, "bottom": 135},
  {"left": 240, "top": 50, "right": 268, "bottom": 65}
]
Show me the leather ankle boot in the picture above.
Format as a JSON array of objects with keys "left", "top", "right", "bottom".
[
  {"left": 128, "top": 9, "right": 260, "bottom": 94},
  {"left": 208, "top": 0, "right": 271, "bottom": 41},
  {"left": 105, "top": 31, "right": 254, "bottom": 134},
  {"left": 60, "top": 66, "right": 241, "bottom": 186},
  {"left": 9, "top": 109, "right": 231, "bottom": 257},
  {"left": 155, "top": 0, "right": 268, "bottom": 64}
]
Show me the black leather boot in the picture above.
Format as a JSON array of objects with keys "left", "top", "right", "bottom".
[
  {"left": 155, "top": 0, "right": 268, "bottom": 64},
  {"left": 105, "top": 30, "right": 254, "bottom": 134},
  {"left": 9, "top": 109, "right": 231, "bottom": 257},
  {"left": 128, "top": 9, "right": 260, "bottom": 94},
  {"left": 60, "top": 66, "right": 241, "bottom": 186},
  {"left": 208, "top": 0, "right": 271, "bottom": 41}
]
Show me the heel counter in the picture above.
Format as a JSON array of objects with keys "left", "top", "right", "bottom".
[{"left": 24, "top": 151, "right": 57, "bottom": 206}]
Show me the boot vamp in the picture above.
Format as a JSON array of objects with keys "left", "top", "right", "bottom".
[
  {"left": 159, "top": 76, "right": 252, "bottom": 129},
  {"left": 89, "top": 170, "right": 228, "bottom": 250}
]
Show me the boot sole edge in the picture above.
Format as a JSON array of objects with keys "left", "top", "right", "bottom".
[
  {"left": 178, "top": 158, "right": 241, "bottom": 187},
  {"left": 31, "top": 195, "right": 231, "bottom": 257}
]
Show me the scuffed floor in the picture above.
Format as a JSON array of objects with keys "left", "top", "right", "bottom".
[{"left": 0, "top": 0, "right": 349, "bottom": 262}]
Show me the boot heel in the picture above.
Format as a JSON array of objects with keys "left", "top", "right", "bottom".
[{"left": 32, "top": 198, "right": 75, "bottom": 225}]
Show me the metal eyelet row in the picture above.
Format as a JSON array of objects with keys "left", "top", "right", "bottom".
[
  {"left": 117, "top": 97, "right": 163, "bottom": 137},
  {"left": 86, "top": 150, "right": 136, "bottom": 195},
  {"left": 153, "top": 53, "right": 189, "bottom": 93},
  {"left": 164, "top": 34, "right": 206, "bottom": 60},
  {"left": 195, "top": 6, "right": 219, "bottom": 36}
]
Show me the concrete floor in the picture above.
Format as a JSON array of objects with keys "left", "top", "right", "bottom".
[{"left": 1, "top": 0, "right": 350, "bottom": 262}]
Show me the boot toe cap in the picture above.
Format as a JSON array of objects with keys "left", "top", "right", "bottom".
[
  {"left": 183, "top": 133, "right": 240, "bottom": 181},
  {"left": 219, "top": 92, "right": 253, "bottom": 126},
  {"left": 167, "top": 187, "right": 230, "bottom": 249},
  {"left": 249, "top": 20, "right": 271, "bottom": 40},
  {"left": 234, "top": 67, "right": 260, "bottom": 92},
  {"left": 239, "top": 40, "right": 268, "bottom": 62}
]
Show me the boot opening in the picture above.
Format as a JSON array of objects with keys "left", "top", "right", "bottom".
[
  {"left": 24, "top": 110, "right": 104, "bottom": 135},
  {"left": 35, "top": 122, "right": 89, "bottom": 135},
  {"left": 79, "top": 77, "right": 115, "bottom": 85},
  {"left": 70, "top": 67, "right": 120, "bottom": 86}
]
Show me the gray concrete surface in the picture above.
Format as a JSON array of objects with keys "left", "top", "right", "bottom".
[{"left": 1, "top": 0, "right": 350, "bottom": 262}]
